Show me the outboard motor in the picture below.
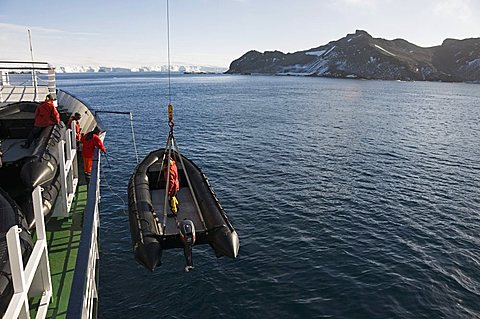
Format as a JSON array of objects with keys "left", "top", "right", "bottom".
[{"left": 179, "top": 219, "right": 195, "bottom": 272}]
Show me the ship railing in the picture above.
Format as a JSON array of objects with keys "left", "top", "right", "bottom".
[
  {"left": 3, "top": 187, "right": 53, "bottom": 319},
  {"left": 52, "top": 121, "right": 79, "bottom": 217},
  {"left": 67, "top": 147, "right": 102, "bottom": 319},
  {"left": 0, "top": 61, "right": 56, "bottom": 104}
]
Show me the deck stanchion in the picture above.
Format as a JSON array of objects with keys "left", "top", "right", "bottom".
[{"left": 4, "top": 186, "right": 52, "bottom": 319}]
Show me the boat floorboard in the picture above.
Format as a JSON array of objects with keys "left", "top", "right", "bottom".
[
  {"left": 1, "top": 138, "right": 31, "bottom": 162},
  {"left": 151, "top": 188, "right": 205, "bottom": 235}
]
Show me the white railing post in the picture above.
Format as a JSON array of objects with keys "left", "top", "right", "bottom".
[
  {"left": 65, "top": 128, "right": 72, "bottom": 162},
  {"left": 65, "top": 129, "right": 73, "bottom": 198},
  {"left": 5, "top": 226, "right": 30, "bottom": 319},
  {"left": 53, "top": 126, "right": 78, "bottom": 218},
  {"left": 47, "top": 65, "right": 55, "bottom": 94},
  {"left": 55, "top": 139, "right": 68, "bottom": 217},
  {"left": 32, "top": 69, "right": 38, "bottom": 102},
  {"left": 70, "top": 121, "right": 79, "bottom": 188},
  {"left": 0, "top": 70, "right": 3, "bottom": 103},
  {"left": 48, "top": 65, "right": 56, "bottom": 106},
  {"left": 70, "top": 120, "right": 77, "bottom": 150},
  {"left": 32, "top": 187, "right": 46, "bottom": 240},
  {"left": 4, "top": 186, "right": 52, "bottom": 319},
  {"left": 30, "top": 186, "right": 52, "bottom": 319}
]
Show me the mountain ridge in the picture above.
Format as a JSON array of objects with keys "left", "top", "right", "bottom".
[{"left": 226, "top": 30, "right": 480, "bottom": 82}]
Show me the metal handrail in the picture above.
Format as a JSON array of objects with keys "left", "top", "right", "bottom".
[
  {"left": 67, "top": 148, "right": 101, "bottom": 319},
  {"left": 0, "top": 61, "right": 49, "bottom": 64},
  {"left": 0, "top": 61, "right": 55, "bottom": 103},
  {"left": 0, "top": 66, "right": 52, "bottom": 71}
]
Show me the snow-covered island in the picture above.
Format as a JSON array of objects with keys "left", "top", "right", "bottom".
[{"left": 227, "top": 30, "right": 480, "bottom": 82}]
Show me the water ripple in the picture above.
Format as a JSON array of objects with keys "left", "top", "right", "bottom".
[{"left": 56, "top": 74, "right": 480, "bottom": 319}]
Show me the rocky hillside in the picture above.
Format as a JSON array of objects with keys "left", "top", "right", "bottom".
[{"left": 226, "top": 30, "right": 480, "bottom": 82}]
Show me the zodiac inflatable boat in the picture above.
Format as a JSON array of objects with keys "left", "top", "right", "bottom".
[
  {"left": 128, "top": 148, "right": 240, "bottom": 271},
  {"left": 0, "top": 188, "right": 33, "bottom": 313},
  {"left": 0, "top": 101, "right": 66, "bottom": 228}
]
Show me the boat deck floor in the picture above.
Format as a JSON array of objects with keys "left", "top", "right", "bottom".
[
  {"left": 30, "top": 158, "right": 88, "bottom": 319},
  {"left": 151, "top": 188, "right": 206, "bottom": 236}
]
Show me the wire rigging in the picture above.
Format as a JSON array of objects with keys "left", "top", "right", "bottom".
[
  {"left": 129, "top": 112, "right": 139, "bottom": 164},
  {"left": 166, "top": 0, "right": 172, "bottom": 104},
  {"left": 160, "top": 0, "right": 206, "bottom": 230},
  {"left": 27, "top": 29, "right": 38, "bottom": 101},
  {"left": 101, "top": 153, "right": 127, "bottom": 216}
]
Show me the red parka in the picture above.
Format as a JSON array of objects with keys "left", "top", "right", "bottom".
[
  {"left": 81, "top": 132, "right": 106, "bottom": 158},
  {"left": 163, "top": 159, "right": 180, "bottom": 196},
  {"left": 34, "top": 100, "right": 60, "bottom": 127}
]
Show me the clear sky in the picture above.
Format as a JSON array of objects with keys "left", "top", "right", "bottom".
[{"left": 1, "top": 0, "right": 479, "bottom": 68}]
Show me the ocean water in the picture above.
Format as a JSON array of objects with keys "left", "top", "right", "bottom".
[{"left": 57, "top": 73, "right": 480, "bottom": 319}]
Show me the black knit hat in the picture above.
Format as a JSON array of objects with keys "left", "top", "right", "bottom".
[{"left": 46, "top": 93, "right": 56, "bottom": 100}]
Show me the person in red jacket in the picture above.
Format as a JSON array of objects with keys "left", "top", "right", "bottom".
[
  {"left": 22, "top": 94, "right": 60, "bottom": 148},
  {"left": 67, "top": 112, "right": 82, "bottom": 143},
  {"left": 81, "top": 127, "right": 106, "bottom": 183},
  {"left": 163, "top": 155, "right": 180, "bottom": 214}
]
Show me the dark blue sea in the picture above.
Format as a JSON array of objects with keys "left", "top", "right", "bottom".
[{"left": 57, "top": 73, "right": 480, "bottom": 319}]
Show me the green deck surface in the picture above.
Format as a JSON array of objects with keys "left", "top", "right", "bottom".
[{"left": 30, "top": 184, "right": 88, "bottom": 318}]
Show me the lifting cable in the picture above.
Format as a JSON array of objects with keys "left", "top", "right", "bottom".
[
  {"left": 129, "top": 112, "right": 140, "bottom": 164},
  {"left": 100, "top": 155, "right": 128, "bottom": 216},
  {"left": 94, "top": 110, "right": 140, "bottom": 215},
  {"left": 166, "top": 0, "right": 172, "bottom": 105},
  {"left": 159, "top": 0, "right": 206, "bottom": 232},
  {"left": 95, "top": 110, "right": 139, "bottom": 164}
]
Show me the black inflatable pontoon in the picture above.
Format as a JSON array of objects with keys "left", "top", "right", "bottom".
[
  {"left": 20, "top": 123, "right": 66, "bottom": 189},
  {"left": 128, "top": 149, "right": 240, "bottom": 271},
  {"left": 0, "top": 188, "right": 33, "bottom": 316},
  {"left": 0, "top": 101, "right": 67, "bottom": 228}
]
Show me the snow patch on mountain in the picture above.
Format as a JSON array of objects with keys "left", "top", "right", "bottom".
[
  {"left": 374, "top": 45, "right": 396, "bottom": 57},
  {"left": 467, "top": 58, "right": 480, "bottom": 67},
  {"left": 323, "top": 46, "right": 336, "bottom": 57},
  {"left": 306, "top": 50, "right": 326, "bottom": 57}
]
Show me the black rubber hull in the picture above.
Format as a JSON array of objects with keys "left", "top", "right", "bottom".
[
  {"left": 0, "top": 101, "right": 67, "bottom": 229},
  {"left": 0, "top": 101, "right": 66, "bottom": 189},
  {"left": 128, "top": 149, "right": 239, "bottom": 271},
  {"left": 20, "top": 170, "right": 62, "bottom": 229},
  {"left": 20, "top": 123, "right": 66, "bottom": 189},
  {"left": 0, "top": 188, "right": 33, "bottom": 317}
]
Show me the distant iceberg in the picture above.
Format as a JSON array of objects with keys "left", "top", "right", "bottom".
[{"left": 56, "top": 64, "right": 227, "bottom": 74}]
